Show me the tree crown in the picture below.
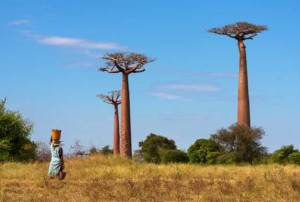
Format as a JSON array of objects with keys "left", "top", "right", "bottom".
[
  {"left": 98, "top": 90, "right": 121, "bottom": 105},
  {"left": 99, "top": 52, "right": 155, "bottom": 74},
  {"left": 208, "top": 22, "right": 268, "bottom": 40}
]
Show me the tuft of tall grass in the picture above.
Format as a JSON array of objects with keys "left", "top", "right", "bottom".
[{"left": 1, "top": 155, "right": 300, "bottom": 201}]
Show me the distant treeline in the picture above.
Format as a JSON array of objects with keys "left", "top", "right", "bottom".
[{"left": 1, "top": 98, "right": 299, "bottom": 165}]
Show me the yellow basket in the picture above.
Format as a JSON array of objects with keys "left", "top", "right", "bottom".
[{"left": 51, "top": 129, "right": 61, "bottom": 140}]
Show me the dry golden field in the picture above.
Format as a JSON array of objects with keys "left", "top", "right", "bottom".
[{"left": 1, "top": 155, "right": 300, "bottom": 202}]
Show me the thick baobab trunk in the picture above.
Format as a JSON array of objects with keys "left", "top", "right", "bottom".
[
  {"left": 237, "top": 40, "right": 251, "bottom": 127},
  {"left": 113, "top": 104, "right": 120, "bottom": 156},
  {"left": 120, "top": 73, "right": 132, "bottom": 157}
]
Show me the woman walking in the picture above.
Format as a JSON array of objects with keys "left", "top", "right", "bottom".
[{"left": 48, "top": 137, "right": 66, "bottom": 180}]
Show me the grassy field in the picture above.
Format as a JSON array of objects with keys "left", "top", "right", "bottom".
[{"left": 1, "top": 155, "right": 300, "bottom": 202}]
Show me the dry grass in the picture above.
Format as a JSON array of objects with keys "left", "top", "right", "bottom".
[{"left": 1, "top": 155, "right": 300, "bottom": 201}]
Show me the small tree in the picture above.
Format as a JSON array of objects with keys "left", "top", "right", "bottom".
[
  {"left": 100, "top": 52, "right": 155, "bottom": 158},
  {"left": 139, "top": 133, "right": 177, "bottom": 163},
  {"left": 0, "top": 99, "right": 36, "bottom": 162},
  {"left": 208, "top": 22, "right": 268, "bottom": 127},
  {"left": 98, "top": 90, "right": 121, "bottom": 156},
  {"left": 210, "top": 123, "right": 267, "bottom": 164},
  {"left": 187, "top": 138, "right": 220, "bottom": 164}
]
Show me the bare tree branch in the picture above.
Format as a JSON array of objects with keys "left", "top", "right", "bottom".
[
  {"left": 244, "top": 33, "right": 257, "bottom": 40},
  {"left": 98, "top": 90, "right": 121, "bottom": 105},
  {"left": 98, "top": 67, "right": 122, "bottom": 73},
  {"left": 132, "top": 69, "right": 146, "bottom": 73}
]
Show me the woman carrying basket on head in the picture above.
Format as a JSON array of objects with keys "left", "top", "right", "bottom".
[{"left": 48, "top": 130, "right": 66, "bottom": 180}]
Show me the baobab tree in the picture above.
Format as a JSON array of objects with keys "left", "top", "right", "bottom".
[
  {"left": 98, "top": 90, "right": 121, "bottom": 156},
  {"left": 99, "top": 52, "right": 155, "bottom": 157},
  {"left": 208, "top": 22, "right": 268, "bottom": 127}
]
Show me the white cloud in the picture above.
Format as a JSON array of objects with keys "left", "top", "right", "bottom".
[
  {"left": 150, "top": 92, "right": 184, "bottom": 100},
  {"left": 37, "top": 36, "right": 125, "bottom": 50},
  {"left": 18, "top": 30, "right": 126, "bottom": 50},
  {"left": 9, "top": 19, "right": 30, "bottom": 25},
  {"left": 161, "top": 84, "right": 221, "bottom": 92}
]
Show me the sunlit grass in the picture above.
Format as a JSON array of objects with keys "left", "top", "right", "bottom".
[{"left": 1, "top": 155, "right": 300, "bottom": 201}]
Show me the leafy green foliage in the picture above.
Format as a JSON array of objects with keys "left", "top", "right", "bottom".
[
  {"left": 271, "top": 145, "right": 298, "bottom": 164},
  {"left": 187, "top": 139, "right": 220, "bottom": 164},
  {"left": 0, "top": 99, "right": 36, "bottom": 162},
  {"left": 139, "top": 133, "right": 177, "bottom": 163},
  {"left": 89, "top": 145, "right": 113, "bottom": 155},
  {"left": 99, "top": 145, "right": 113, "bottom": 155},
  {"left": 288, "top": 152, "right": 300, "bottom": 165},
  {"left": 210, "top": 124, "right": 267, "bottom": 164},
  {"left": 206, "top": 151, "right": 221, "bottom": 164},
  {"left": 160, "top": 150, "right": 189, "bottom": 163}
]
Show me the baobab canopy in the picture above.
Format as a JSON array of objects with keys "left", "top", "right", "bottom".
[
  {"left": 99, "top": 52, "right": 155, "bottom": 74},
  {"left": 98, "top": 90, "right": 121, "bottom": 106},
  {"left": 208, "top": 22, "right": 268, "bottom": 40}
]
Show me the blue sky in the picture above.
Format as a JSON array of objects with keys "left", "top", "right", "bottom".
[{"left": 1, "top": 0, "right": 299, "bottom": 153}]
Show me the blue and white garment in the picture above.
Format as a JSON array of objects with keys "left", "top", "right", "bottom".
[{"left": 48, "top": 145, "right": 62, "bottom": 177}]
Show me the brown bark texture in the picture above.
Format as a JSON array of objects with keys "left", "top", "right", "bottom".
[
  {"left": 237, "top": 40, "right": 251, "bottom": 127},
  {"left": 113, "top": 104, "right": 120, "bottom": 156},
  {"left": 120, "top": 74, "right": 132, "bottom": 157}
]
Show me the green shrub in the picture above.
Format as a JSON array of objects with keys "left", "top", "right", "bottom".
[
  {"left": 160, "top": 150, "right": 189, "bottom": 163},
  {"left": 271, "top": 145, "right": 298, "bottom": 164},
  {"left": 206, "top": 151, "right": 220, "bottom": 164},
  {"left": 187, "top": 139, "right": 219, "bottom": 164},
  {"left": 139, "top": 133, "right": 177, "bottom": 163},
  {"left": 0, "top": 99, "right": 36, "bottom": 162},
  {"left": 216, "top": 152, "right": 235, "bottom": 164},
  {"left": 288, "top": 152, "right": 300, "bottom": 165}
]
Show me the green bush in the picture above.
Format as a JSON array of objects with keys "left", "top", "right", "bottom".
[
  {"left": 215, "top": 152, "right": 235, "bottom": 164},
  {"left": 0, "top": 99, "right": 36, "bottom": 162},
  {"left": 160, "top": 150, "right": 189, "bottom": 163},
  {"left": 206, "top": 151, "right": 220, "bottom": 164},
  {"left": 139, "top": 133, "right": 177, "bottom": 163},
  {"left": 271, "top": 145, "right": 298, "bottom": 164},
  {"left": 288, "top": 152, "right": 300, "bottom": 165},
  {"left": 187, "top": 139, "right": 220, "bottom": 164}
]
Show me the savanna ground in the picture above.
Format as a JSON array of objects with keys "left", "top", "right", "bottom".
[{"left": 1, "top": 155, "right": 300, "bottom": 202}]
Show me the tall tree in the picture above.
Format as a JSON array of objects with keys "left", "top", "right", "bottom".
[
  {"left": 99, "top": 53, "right": 155, "bottom": 157},
  {"left": 210, "top": 124, "right": 267, "bottom": 164},
  {"left": 208, "top": 22, "right": 268, "bottom": 127},
  {"left": 98, "top": 91, "right": 121, "bottom": 156}
]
